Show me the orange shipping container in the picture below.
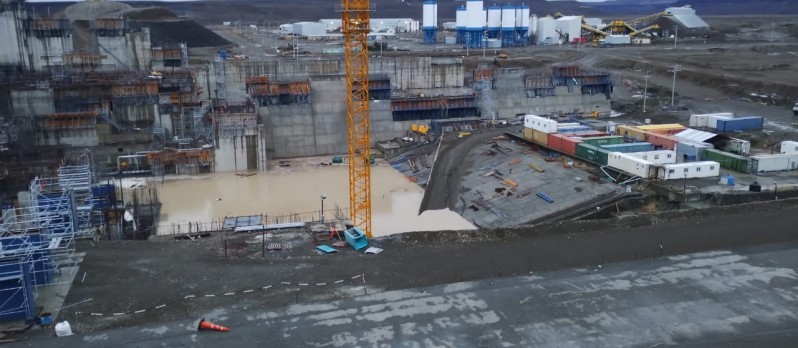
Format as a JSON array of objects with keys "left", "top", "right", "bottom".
[
  {"left": 548, "top": 133, "right": 581, "bottom": 155},
  {"left": 644, "top": 131, "right": 679, "bottom": 150},
  {"left": 531, "top": 129, "right": 549, "bottom": 146}
]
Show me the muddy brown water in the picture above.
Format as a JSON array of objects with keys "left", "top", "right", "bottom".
[{"left": 145, "top": 162, "right": 475, "bottom": 236}]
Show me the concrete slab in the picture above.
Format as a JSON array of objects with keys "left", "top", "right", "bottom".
[{"left": 455, "top": 137, "right": 622, "bottom": 227}]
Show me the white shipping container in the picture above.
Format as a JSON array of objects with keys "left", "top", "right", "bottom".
[
  {"left": 752, "top": 154, "right": 798, "bottom": 172},
  {"left": 628, "top": 150, "right": 677, "bottom": 165},
  {"left": 658, "top": 161, "right": 720, "bottom": 180},
  {"left": 723, "top": 138, "right": 751, "bottom": 156},
  {"left": 557, "top": 122, "right": 581, "bottom": 128},
  {"left": 524, "top": 115, "right": 558, "bottom": 134},
  {"left": 608, "top": 152, "right": 656, "bottom": 179},
  {"left": 689, "top": 113, "right": 734, "bottom": 128},
  {"left": 780, "top": 140, "right": 798, "bottom": 154}
]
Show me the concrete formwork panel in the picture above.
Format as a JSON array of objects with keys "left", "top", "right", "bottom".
[{"left": 11, "top": 89, "right": 55, "bottom": 116}]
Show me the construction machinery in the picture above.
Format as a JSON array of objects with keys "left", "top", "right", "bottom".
[
  {"left": 340, "top": 0, "right": 373, "bottom": 238},
  {"left": 579, "top": 10, "right": 667, "bottom": 45}
]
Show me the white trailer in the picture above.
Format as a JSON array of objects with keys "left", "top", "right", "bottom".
[
  {"left": 751, "top": 154, "right": 798, "bottom": 172},
  {"left": 658, "top": 161, "right": 721, "bottom": 180},
  {"left": 628, "top": 150, "right": 677, "bottom": 165},
  {"left": 524, "top": 115, "right": 558, "bottom": 134},
  {"left": 608, "top": 152, "right": 656, "bottom": 179},
  {"left": 689, "top": 112, "right": 733, "bottom": 128}
]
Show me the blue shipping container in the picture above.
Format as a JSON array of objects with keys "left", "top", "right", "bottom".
[
  {"left": 557, "top": 126, "right": 593, "bottom": 134},
  {"left": 715, "top": 116, "right": 764, "bottom": 132},
  {"left": 599, "top": 142, "right": 654, "bottom": 153},
  {"left": 676, "top": 141, "right": 711, "bottom": 162}
]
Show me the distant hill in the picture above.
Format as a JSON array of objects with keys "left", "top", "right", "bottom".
[{"left": 587, "top": 0, "right": 798, "bottom": 15}]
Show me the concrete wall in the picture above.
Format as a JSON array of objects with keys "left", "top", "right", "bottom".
[
  {"left": 215, "top": 126, "right": 268, "bottom": 172},
  {"left": 28, "top": 35, "right": 72, "bottom": 71},
  {"left": 35, "top": 128, "right": 99, "bottom": 147},
  {"left": 97, "top": 30, "right": 151, "bottom": 71},
  {"left": 370, "top": 57, "right": 464, "bottom": 89},
  {"left": 0, "top": 9, "right": 27, "bottom": 67},
  {"left": 11, "top": 89, "right": 55, "bottom": 116},
  {"left": 494, "top": 74, "right": 611, "bottom": 118}
]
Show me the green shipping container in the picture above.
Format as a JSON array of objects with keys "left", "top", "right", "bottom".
[
  {"left": 581, "top": 136, "right": 625, "bottom": 147},
  {"left": 701, "top": 149, "right": 752, "bottom": 173},
  {"left": 576, "top": 143, "right": 609, "bottom": 165}
]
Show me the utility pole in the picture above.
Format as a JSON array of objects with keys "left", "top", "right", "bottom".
[
  {"left": 673, "top": 25, "right": 678, "bottom": 48},
  {"left": 643, "top": 71, "right": 651, "bottom": 113},
  {"left": 669, "top": 64, "right": 682, "bottom": 107},
  {"left": 466, "top": 32, "right": 470, "bottom": 57}
]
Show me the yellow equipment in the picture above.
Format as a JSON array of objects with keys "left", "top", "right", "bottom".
[{"left": 341, "top": 0, "right": 373, "bottom": 238}]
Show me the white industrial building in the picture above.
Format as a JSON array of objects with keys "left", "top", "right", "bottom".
[
  {"left": 293, "top": 22, "right": 327, "bottom": 37},
  {"left": 535, "top": 16, "right": 557, "bottom": 45},
  {"left": 318, "top": 18, "right": 419, "bottom": 33},
  {"left": 554, "top": 16, "right": 581, "bottom": 43}
]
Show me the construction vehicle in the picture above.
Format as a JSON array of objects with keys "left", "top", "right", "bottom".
[{"left": 341, "top": 0, "right": 373, "bottom": 237}]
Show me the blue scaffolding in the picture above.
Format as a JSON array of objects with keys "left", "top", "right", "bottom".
[
  {"left": 501, "top": 29, "right": 516, "bottom": 47},
  {"left": 422, "top": 28, "right": 437, "bottom": 44},
  {"left": 464, "top": 29, "right": 483, "bottom": 48},
  {"left": 0, "top": 167, "right": 87, "bottom": 323}
]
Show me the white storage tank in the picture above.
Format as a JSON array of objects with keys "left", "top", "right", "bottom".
[
  {"left": 608, "top": 152, "right": 657, "bottom": 179},
  {"left": 535, "top": 16, "right": 557, "bottom": 45},
  {"left": 466, "top": 0, "right": 484, "bottom": 29},
  {"left": 486, "top": 4, "right": 501, "bottom": 38},
  {"left": 456, "top": 6, "right": 466, "bottom": 43},
  {"left": 501, "top": 4, "right": 516, "bottom": 46},
  {"left": 530, "top": 14, "right": 538, "bottom": 36},
  {"left": 628, "top": 150, "right": 678, "bottom": 165},
  {"left": 658, "top": 161, "right": 721, "bottom": 180},
  {"left": 422, "top": 1, "right": 436, "bottom": 29}
]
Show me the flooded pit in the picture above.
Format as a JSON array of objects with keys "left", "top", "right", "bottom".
[{"left": 149, "top": 161, "right": 475, "bottom": 236}]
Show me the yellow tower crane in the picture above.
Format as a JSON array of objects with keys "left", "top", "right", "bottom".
[{"left": 340, "top": 0, "right": 373, "bottom": 237}]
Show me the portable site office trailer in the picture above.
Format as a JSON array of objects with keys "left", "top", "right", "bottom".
[
  {"left": 524, "top": 115, "right": 557, "bottom": 134},
  {"left": 751, "top": 154, "right": 798, "bottom": 172},
  {"left": 628, "top": 150, "right": 677, "bottom": 165},
  {"left": 607, "top": 152, "right": 656, "bottom": 178},
  {"left": 717, "top": 137, "right": 751, "bottom": 156},
  {"left": 657, "top": 161, "right": 721, "bottom": 180}
]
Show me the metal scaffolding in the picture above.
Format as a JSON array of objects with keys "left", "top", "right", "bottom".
[{"left": 0, "top": 171, "right": 85, "bottom": 322}]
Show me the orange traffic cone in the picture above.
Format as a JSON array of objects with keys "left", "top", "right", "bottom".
[{"left": 198, "top": 318, "right": 229, "bottom": 332}]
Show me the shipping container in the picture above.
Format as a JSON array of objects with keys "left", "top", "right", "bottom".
[
  {"left": 635, "top": 124, "right": 686, "bottom": 135},
  {"left": 560, "top": 131, "right": 607, "bottom": 138},
  {"left": 557, "top": 126, "right": 593, "bottom": 134},
  {"left": 780, "top": 140, "right": 798, "bottom": 154},
  {"left": 644, "top": 132, "right": 679, "bottom": 150},
  {"left": 707, "top": 115, "right": 734, "bottom": 129},
  {"left": 715, "top": 116, "right": 764, "bottom": 132},
  {"left": 717, "top": 137, "right": 751, "bottom": 156},
  {"left": 616, "top": 125, "right": 647, "bottom": 141},
  {"left": 575, "top": 143, "right": 609, "bottom": 165},
  {"left": 523, "top": 127, "right": 535, "bottom": 142},
  {"left": 580, "top": 135, "right": 625, "bottom": 147},
  {"left": 548, "top": 133, "right": 580, "bottom": 156},
  {"left": 531, "top": 128, "right": 549, "bottom": 146},
  {"left": 557, "top": 122, "right": 581, "bottom": 128},
  {"left": 676, "top": 141, "right": 713, "bottom": 163},
  {"left": 600, "top": 142, "right": 654, "bottom": 153},
  {"left": 689, "top": 112, "right": 734, "bottom": 128},
  {"left": 658, "top": 161, "right": 721, "bottom": 180},
  {"left": 628, "top": 150, "right": 677, "bottom": 165},
  {"left": 751, "top": 154, "right": 798, "bottom": 172},
  {"left": 701, "top": 149, "right": 753, "bottom": 173},
  {"left": 524, "top": 115, "right": 557, "bottom": 134},
  {"left": 607, "top": 152, "right": 657, "bottom": 178}
]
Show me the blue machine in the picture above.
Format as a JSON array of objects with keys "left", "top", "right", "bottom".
[{"left": 344, "top": 227, "right": 369, "bottom": 251}]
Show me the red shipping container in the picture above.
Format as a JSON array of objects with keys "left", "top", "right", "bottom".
[
  {"left": 644, "top": 131, "right": 679, "bottom": 150},
  {"left": 548, "top": 133, "right": 581, "bottom": 156}
]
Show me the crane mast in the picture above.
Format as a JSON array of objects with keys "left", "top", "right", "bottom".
[{"left": 341, "top": 0, "right": 373, "bottom": 237}]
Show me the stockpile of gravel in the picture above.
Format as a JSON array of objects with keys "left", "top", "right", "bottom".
[{"left": 130, "top": 20, "right": 230, "bottom": 48}]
